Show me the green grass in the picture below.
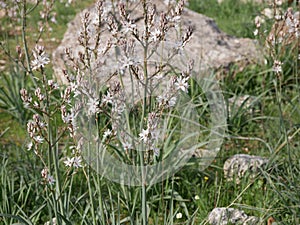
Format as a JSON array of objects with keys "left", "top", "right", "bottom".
[
  {"left": 189, "top": 0, "right": 266, "bottom": 38},
  {"left": 1, "top": 0, "right": 300, "bottom": 224}
]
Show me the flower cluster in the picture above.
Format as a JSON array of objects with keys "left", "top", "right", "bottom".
[
  {"left": 27, "top": 114, "right": 47, "bottom": 153},
  {"left": 21, "top": 78, "right": 58, "bottom": 112},
  {"left": 156, "top": 76, "right": 177, "bottom": 108},
  {"left": 118, "top": 3, "right": 137, "bottom": 35},
  {"left": 0, "top": 1, "right": 18, "bottom": 20},
  {"left": 253, "top": 15, "right": 263, "bottom": 36},
  {"left": 41, "top": 167, "right": 55, "bottom": 185},
  {"left": 265, "top": 7, "right": 300, "bottom": 48},
  {"left": 61, "top": 104, "right": 79, "bottom": 137},
  {"left": 273, "top": 60, "right": 282, "bottom": 73},
  {"left": 285, "top": 8, "right": 300, "bottom": 38},
  {"left": 104, "top": 83, "right": 126, "bottom": 118},
  {"left": 255, "top": 3, "right": 300, "bottom": 77},
  {"left": 38, "top": 0, "right": 58, "bottom": 33},
  {"left": 20, "top": 88, "right": 32, "bottom": 108},
  {"left": 157, "top": 60, "right": 193, "bottom": 108},
  {"left": 139, "top": 112, "right": 161, "bottom": 156},
  {"left": 78, "top": 12, "right": 92, "bottom": 48}
]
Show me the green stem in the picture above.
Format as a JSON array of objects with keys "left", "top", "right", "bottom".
[
  {"left": 21, "top": 0, "right": 37, "bottom": 87},
  {"left": 87, "top": 167, "right": 96, "bottom": 224},
  {"left": 140, "top": 1, "right": 148, "bottom": 224},
  {"left": 41, "top": 67, "right": 65, "bottom": 224},
  {"left": 95, "top": 120, "right": 106, "bottom": 225},
  {"left": 97, "top": 176, "right": 106, "bottom": 225},
  {"left": 87, "top": 118, "right": 96, "bottom": 224}
]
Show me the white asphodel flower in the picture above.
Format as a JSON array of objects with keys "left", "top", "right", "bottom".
[
  {"left": 119, "top": 56, "right": 138, "bottom": 72},
  {"left": 33, "top": 135, "right": 44, "bottom": 144},
  {"left": 27, "top": 142, "right": 33, "bottom": 151},
  {"left": 47, "top": 175, "right": 55, "bottom": 185},
  {"left": 122, "top": 21, "right": 136, "bottom": 34},
  {"left": 139, "top": 128, "right": 150, "bottom": 143},
  {"left": 72, "top": 156, "right": 83, "bottom": 168},
  {"left": 64, "top": 156, "right": 83, "bottom": 168},
  {"left": 273, "top": 60, "right": 282, "bottom": 74},
  {"left": 175, "top": 76, "right": 189, "bottom": 93},
  {"left": 150, "top": 29, "right": 161, "bottom": 42},
  {"left": 31, "top": 45, "right": 50, "bottom": 70},
  {"left": 87, "top": 97, "right": 99, "bottom": 115},
  {"left": 103, "top": 129, "right": 112, "bottom": 139},
  {"left": 122, "top": 141, "right": 133, "bottom": 151},
  {"left": 41, "top": 168, "right": 55, "bottom": 185},
  {"left": 156, "top": 95, "right": 167, "bottom": 106},
  {"left": 168, "top": 96, "right": 177, "bottom": 107},
  {"left": 253, "top": 29, "right": 258, "bottom": 36},
  {"left": 64, "top": 157, "right": 73, "bottom": 167},
  {"left": 102, "top": 91, "right": 113, "bottom": 104}
]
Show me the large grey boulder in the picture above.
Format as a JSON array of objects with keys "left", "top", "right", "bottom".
[
  {"left": 208, "top": 207, "right": 260, "bottom": 225},
  {"left": 224, "top": 154, "right": 269, "bottom": 184},
  {"left": 52, "top": 0, "right": 261, "bottom": 84}
]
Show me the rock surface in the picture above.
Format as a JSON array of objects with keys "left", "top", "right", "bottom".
[
  {"left": 224, "top": 154, "right": 269, "bottom": 183},
  {"left": 208, "top": 207, "right": 260, "bottom": 225},
  {"left": 52, "top": 0, "right": 261, "bottom": 84}
]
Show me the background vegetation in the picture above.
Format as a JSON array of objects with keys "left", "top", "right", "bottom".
[{"left": 0, "top": 0, "right": 300, "bottom": 224}]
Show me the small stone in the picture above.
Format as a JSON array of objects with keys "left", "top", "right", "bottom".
[
  {"left": 44, "top": 218, "right": 57, "bottom": 225},
  {"left": 244, "top": 216, "right": 260, "bottom": 224},
  {"left": 224, "top": 154, "right": 269, "bottom": 184},
  {"left": 208, "top": 207, "right": 260, "bottom": 225}
]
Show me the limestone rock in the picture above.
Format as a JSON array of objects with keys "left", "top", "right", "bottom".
[
  {"left": 224, "top": 154, "right": 269, "bottom": 183},
  {"left": 208, "top": 207, "right": 260, "bottom": 225},
  {"left": 44, "top": 218, "right": 57, "bottom": 225},
  {"left": 52, "top": 0, "right": 261, "bottom": 85}
]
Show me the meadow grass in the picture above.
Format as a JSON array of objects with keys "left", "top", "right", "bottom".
[
  {"left": 0, "top": 0, "right": 300, "bottom": 224},
  {"left": 188, "top": 0, "right": 264, "bottom": 38}
]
